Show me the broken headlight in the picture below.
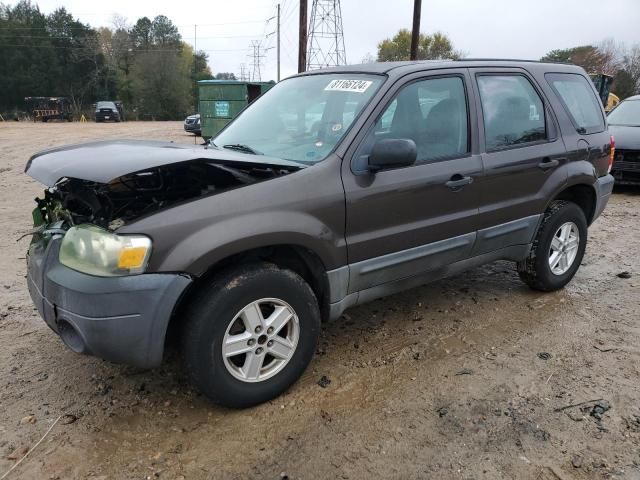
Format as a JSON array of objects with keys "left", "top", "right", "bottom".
[{"left": 59, "top": 225, "right": 152, "bottom": 277}]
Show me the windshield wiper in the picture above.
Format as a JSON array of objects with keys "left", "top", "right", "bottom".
[{"left": 222, "top": 144, "right": 262, "bottom": 155}]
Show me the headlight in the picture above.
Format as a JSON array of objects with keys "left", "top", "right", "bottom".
[{"left": 59, "top": 225, "right": 152, "bottom": 277}]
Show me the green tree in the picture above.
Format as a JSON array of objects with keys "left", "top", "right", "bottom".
[
  {"left": 190, "top": 49, "right": 213, "bottom": 111},
  {"left": 377, "top": 29, "right": 462, "bottom": 61},
  {"left": 214, "top": 72, "right": 236, "bottom": 80},
  {"left": 151, "top": 15, "right": 181, "bottom": 48},
  {"left": 130, "top": 16, "right": 152, "bottom": 50},
  {"left": 45, "top": 7, "right": 105, "bottom": 111},
  {"left": 130, "top": 42, "right": 192, "bottom": 119},
  {"left": 541, "top": 45, "right": 607, "bottom": 74},
  {"left": 0, "top": 1, "right": 53, "bottom": 112},
  {"left": 612, "top": 69, "right": 636, "bottom": 99}
]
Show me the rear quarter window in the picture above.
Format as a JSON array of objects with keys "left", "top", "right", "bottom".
[{"left": 546, "top": 73, "right": 605, "bottom": 134}]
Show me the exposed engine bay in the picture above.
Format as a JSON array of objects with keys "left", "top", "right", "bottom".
[{"left": 34, "top": 160, "right": 298, "bottom": 230}]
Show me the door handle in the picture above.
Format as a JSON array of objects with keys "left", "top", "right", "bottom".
[
  {"left": 538, "top": 158, "right": 559, "bottom": 170},
  {"left": 445, "top": 174, "right": 473, "bottom": 190}
]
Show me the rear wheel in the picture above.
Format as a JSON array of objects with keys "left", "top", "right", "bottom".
[
  {"left": 517, "top": 200, "right": 587, "bottom": 291},
  {"left": 180, "top": 263, "right": 320, "bottom": 408}
]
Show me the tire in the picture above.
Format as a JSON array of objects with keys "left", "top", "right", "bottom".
[
  {"left": 517, "top": 200, "right": 588, "bottom": 291},
  {"left": 180, "top": 263, "right": 320, "bottom": 408}
]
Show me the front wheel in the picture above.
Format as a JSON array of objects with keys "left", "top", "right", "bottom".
[
  {"left": 517, "top": 200, "right": 588, "bottom": 291},
  {"left": 180, "top": 263, "right": 320, "bottom": 408}
]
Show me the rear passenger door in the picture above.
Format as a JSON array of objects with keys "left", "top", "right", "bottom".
[
  {"left": 342, "top": 69, "right": 482, "bottom": 293},
  {"left": 470, "top": 68, "right": 568, "bottom": 256}
]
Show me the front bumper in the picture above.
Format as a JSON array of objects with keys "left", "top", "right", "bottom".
[
  {"left": 593, "top": 174, "right": 615, "bottom": 222},
  {"left": 95, "top": 112, "right": 120, "bottom": 122},
  {"left": 184, "top": 123, "right": 201, "bottom": 134},
  {"left": 611, "top": 163, "right": 640, "bottom": 185},
  {"left": 26, "top": 236, "right": 192, "bottom": 368}
]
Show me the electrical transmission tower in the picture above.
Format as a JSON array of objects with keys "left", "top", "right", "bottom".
[
  {"left": 248, "top": 40, "right": 266, "bottom": 82},
  {"left": 239, "top": 63, "right": 249, "bottom": 82},
  {"left": 306, "top": 0, "right": 346, "bottom": 70}
]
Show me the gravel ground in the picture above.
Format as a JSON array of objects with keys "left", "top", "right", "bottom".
[{"left": 1, "top": 122, "right": 639, "bottom": 480}]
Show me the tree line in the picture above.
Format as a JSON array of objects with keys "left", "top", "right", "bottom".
[
  {"left": 0, "top": 1, "right": 237, "bottom": 120},
  {"left": 3, "top": 2, "right": 640, "bottom": 120},
  {"left": 376, "top": 31, "right": 640, "bottom": 100}
]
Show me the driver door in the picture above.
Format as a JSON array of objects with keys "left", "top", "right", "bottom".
[{"left": 341, "top": 69, "right": 483, "bottom": 293}]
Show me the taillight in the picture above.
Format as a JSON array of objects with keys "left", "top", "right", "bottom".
[{"left": 608, "top": 135, "right": 615, "bottom": 173}]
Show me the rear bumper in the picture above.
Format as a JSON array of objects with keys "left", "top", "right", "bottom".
[
  {"left": 593, "top": 174, "right": 615, "bottom": 222},
  {"left": 27, "top": 237, "right": 191, "bottom": 368}
]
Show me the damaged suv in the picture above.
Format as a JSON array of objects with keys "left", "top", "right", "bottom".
[{"left": 26, "top": 61, "right": 614, "bottom": 408}]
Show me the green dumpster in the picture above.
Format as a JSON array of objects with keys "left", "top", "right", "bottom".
[{"left": 198, "top": 80, "right": 275, "bottom": 139}]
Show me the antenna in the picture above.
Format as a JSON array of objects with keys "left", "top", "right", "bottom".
[{"left": 307, "top": 0, "right": 346, "bottom": 70}]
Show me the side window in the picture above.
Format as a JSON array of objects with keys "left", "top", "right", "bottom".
[
  {"left": 363, "top": 76, "right": 469, "bottom": 165},
  {"left": 545, "top": 73, "right": 605, "bottom": 134},
  {"left": 477, "top": 74, "right": 546, "bottom": 150}
]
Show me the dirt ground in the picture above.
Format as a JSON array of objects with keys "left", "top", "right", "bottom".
[{"left": 0, "top": 121, "right": 639, "bottom": 480}]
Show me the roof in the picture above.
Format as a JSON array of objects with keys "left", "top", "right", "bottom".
[
  {"left": 623, "top": 94, "right": 640, "bottom": 101},
  {"left": 296, "top": 59, "right": 585, "bottom": 77}
]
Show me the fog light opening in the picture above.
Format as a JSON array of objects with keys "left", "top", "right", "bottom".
[{"left": 57, "top": 319, "right": 86, "bottom": 354}]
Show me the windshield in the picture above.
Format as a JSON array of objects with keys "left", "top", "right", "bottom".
[
  {"left": 608, "top": 100, "right": 640, "bottom": 126},
  {"left": 97, "top": 101, "right": 116, "bottom": 110},
  {"left": 213, "top": 74, "right": 384, "bottom": 164}
]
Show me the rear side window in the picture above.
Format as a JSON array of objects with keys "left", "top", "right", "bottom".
[
  {"left": 477, "top": 74, "right": 546, "bottom": 150},
  {"left": 546, "top": 73, "right": 605, "bottom": 134}
]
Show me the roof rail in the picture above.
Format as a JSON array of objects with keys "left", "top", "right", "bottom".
[{"left": 452, "top": 58, "right": 541, "bottom": 63}]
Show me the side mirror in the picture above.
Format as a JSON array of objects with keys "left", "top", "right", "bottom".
[{"left": 368, "top": 138, "right": 417, "bottom": 172}]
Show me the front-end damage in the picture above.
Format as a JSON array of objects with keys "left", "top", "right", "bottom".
[
  {"left": 30, "top": 153, "right": 301, "bottom": 231},
  {"left": 24, "top": 140, "right": 303, "bottom": 368}
]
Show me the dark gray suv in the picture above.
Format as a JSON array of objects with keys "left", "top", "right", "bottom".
[{"left": 25, "top": 60, "right": 614, "bottom": 407}]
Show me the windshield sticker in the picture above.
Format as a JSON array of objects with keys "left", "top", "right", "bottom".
[{"left": 325, "top": 79, "right": 373, "bottom": 93}]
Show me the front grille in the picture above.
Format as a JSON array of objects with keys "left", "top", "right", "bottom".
[
  {"left": 614, "top": 150, "right": 640, "bottom": 172},
  {"left": 613, "top": 160, "right": 640, "bottom": 172},
  {"left": 616, "top": 150, "right": 640, "bottom": 163}
]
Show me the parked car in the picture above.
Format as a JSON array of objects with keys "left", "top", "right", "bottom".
[
  {"left": 95, "top": 101, "right": 121, "bottom": 122},
  {"left": 608, "top": 94, "right": 640, "bottom": 185},
  {"left": 184, "top": 113, "right": 201, "bottom": 135},
  {"left": 25, "top": 60, "right": 614, "bottom": 408}
]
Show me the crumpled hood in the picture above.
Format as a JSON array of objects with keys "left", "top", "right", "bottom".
[
  {"left": 609, "top": 125, "right": 640, "bottom": 150},
  {"left": 25, "top": 139, "right": 304, "bottom": 186}
]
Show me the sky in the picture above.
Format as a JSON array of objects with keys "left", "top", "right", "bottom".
[{"left": 11, "top": 0, "right": 640, "bottom": 81}]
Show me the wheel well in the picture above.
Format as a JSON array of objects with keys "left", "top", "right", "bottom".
[
  {"left": 552, "top": 184, "right": 596, "bottom": 224},
  {"left": 165, "top": 245, "right": 331, "bottom": 347}
]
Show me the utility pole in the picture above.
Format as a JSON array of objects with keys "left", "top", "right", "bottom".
[
  {"left": 194, "top": 24, "right": 198, "bottom": 112},
  {"left": 298, "top": 0, "right": 307, "bottom": 73},
  {"left": 277, "top": 3, "right": 281, "bottom": 81},
  {"left": 410, "top": 0, "right": 421, "bottom": 60}
]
